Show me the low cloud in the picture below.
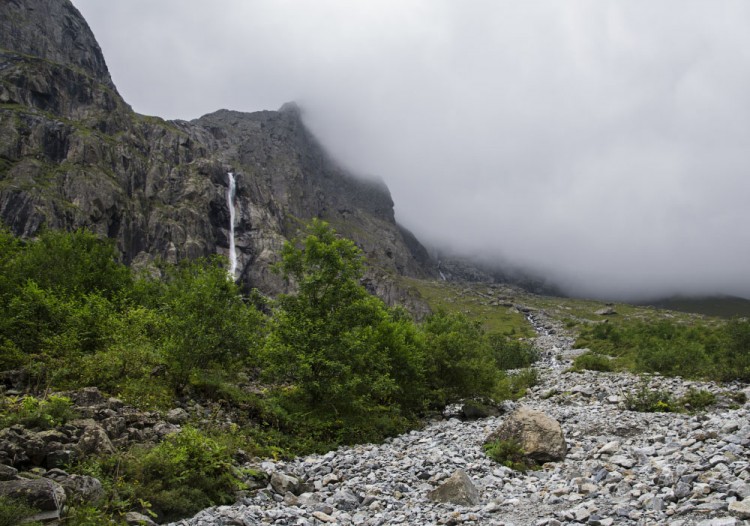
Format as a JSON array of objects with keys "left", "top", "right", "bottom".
[{"left": 73, "top": 0, "right": 750, "bottom": 300}]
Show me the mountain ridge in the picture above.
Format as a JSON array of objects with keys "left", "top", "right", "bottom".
[{"left": 0, "top": 0, "right": 434, "bottom": 307}]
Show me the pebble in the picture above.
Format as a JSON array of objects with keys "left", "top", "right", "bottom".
[{"left": 168, "top": 311, "right": 750, "bottom": 526}]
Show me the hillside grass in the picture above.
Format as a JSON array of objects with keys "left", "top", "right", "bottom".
[{"left": 403, "top": 278, "right": 535, "bottom": 338}]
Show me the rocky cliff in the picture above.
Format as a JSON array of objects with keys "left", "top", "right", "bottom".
[{"left": 0, "top": 0, "right": 434, "bottom": 303}]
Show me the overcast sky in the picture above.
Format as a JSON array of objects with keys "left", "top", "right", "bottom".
[{"left": 72, "top": 0, "right": 750, "bottom": 301}]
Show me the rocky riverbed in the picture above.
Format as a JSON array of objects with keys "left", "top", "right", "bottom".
[{"left": 168, "top": 312, "right": 750, "bottom": 526}]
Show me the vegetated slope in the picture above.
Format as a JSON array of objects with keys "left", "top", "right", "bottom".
[
  {"left": 641, "top": 295, "right": 750, "bottom": 319},
  {"left": 0, "top": 0, "right": 434, "bottom": 306}
]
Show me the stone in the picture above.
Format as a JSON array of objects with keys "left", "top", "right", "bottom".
[
  {"left": 729, "top": 497, "right": 750, "bottom": 519},
  {"left": 73, "top": 387, "right": 106, "bottom": 407},
  {"left": 312, "top": 511, "right": 336, "bottom": 523},
  {"left": 0, "top": 464, "right": 18, "bottom": 481},
  {"left": 124, "top": 511, "right": 159, "bottom": 526},
  {"left": 0, "top": 477, "right": 66, "bottom": 512},
  {"left": 165, "top": 408, "right": 189, "bottom": 425},
  {"left": 60, "top": 474, "right": 104, "bottom": 504},
  {"left": 270, "top": 472, "right": 300, "bottom": 495},
  {"left": 484, "top": 406, "right": 567, "bottom": 463},
  {"left": 76, "top": 424, "right": 115, "bottom": 456},
  {"left": 427, "top": 469, "right": 480, "bottom": 506}
]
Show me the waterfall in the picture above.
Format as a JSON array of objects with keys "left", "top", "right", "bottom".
[{"left": 226, "top": 172, "right": 238, "bottom": 279}]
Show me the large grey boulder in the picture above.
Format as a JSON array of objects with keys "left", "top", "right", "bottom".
[
  {"left": 0, "top": 477, "right": 66, "bottom": 512},
  {"left": 270, "top": 472, "right": 301, "bottom": 496},
  {"left": 428, "top": 469, "right": 480, "bottom": 506},
  {"left": 76, "top": 423, "right": 115, "bottom": 456},
  {"left": 485, "top": 406, "right": 567, "bottom": 463}
]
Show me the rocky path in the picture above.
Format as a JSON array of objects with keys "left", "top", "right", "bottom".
[{"left": 170, "top": 311, "right": 750, "bottom": 526}]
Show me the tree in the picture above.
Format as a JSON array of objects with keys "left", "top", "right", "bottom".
[
  {"left": 155, "top": 257, "right": 264, "bottom": 389},
  {"left": 262, "top": 220, "right": 424, "bottom": 438}
]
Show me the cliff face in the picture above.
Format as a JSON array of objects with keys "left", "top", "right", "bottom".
[{"left": 0, "top": 0, "right": 434, "bottom": 304}]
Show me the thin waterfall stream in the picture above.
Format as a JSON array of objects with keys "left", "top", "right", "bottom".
[{"left": 226, "top": 172, "right": 238, "bottom": 279}]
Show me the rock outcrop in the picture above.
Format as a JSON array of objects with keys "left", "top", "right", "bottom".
[{"left": 0, "top": 0, "right": 434, "bottom": 307}]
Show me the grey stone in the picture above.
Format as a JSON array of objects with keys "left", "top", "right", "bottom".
[
  {"left": 270, "top": 472, "right": 300, "bottom": 495},
  {"left": 0, "top": 477, "right": 66, "bottom": 512},
  {"left": 427, "top": 469, "right": 480, "bottom": 506},
  {"left": 729, "top": 497, "right": 750, "bottom": 519},
  {"left": 124, "top": 511, "right": 159, "bottom": 526}
]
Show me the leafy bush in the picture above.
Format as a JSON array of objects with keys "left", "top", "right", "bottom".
[
  {"left": 489, "top": 333, "right": 538, "bottom": 369},
  {"left": 0, "top": 394, "right": 76, "bottom": 430},
  {"left": 679, "top": 388, "right": 716, "bottom": 411},
  {"left": 129, "top": 427, "right": 242, "bottom": 520},
  {"left": 483, "top": 439, "right": 535, "bottom": 471},
  {"left": 624, "top": 383, "right": 677, "bottom": 413},
  {"left": 421, "top": 310, "right": 499, "bottom": 405},
  {"left": 574, "top": 317, "right": 750, "bottom": 382},
  {"left": 572, "top": 352, "right": 614, "bottom": 372},
  {"left": 495, "top": 368, "right": 539, "bottom": 400},
  {"left": 0, "top": 495, "right": 41, "bottom": 526},
  {"left": 263, "top": 221, "right": 426, "bottom": 443}
]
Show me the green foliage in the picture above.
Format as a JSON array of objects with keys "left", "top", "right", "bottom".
[
  {"left": 4, "top": 228, "right": 131, "bottom": 299},
  {"left": 154, "top": 257, "right": 264, "bottom": 389},
  {"left": 624, "top": 383, "right": 678, "bottom": 413},
  {"left": 263, "top": 220, "right": 426, "bottom": 443},
  {"left": 125, "top": 426, "right": 242, "bottom": 521},
  {"left": 0, "top": 394, "right": 76, "bottom": 430},
  {"left": 77, "top": 427, "right": 242, "bottom": 522},
  {"left": 680, "top": 388, "right": 716, "bottom": 411},
  {"left": 575, "top": 317, "right": 750, "bottom": 382},
  {"left": 572, "top": 352, "right": 614, "bottom": 372},
  {"left": 421, "top": 310, "right": 498, "bottom": 405},
  {"left": 483, "top": 439, "right": 535, "bottom": 471},
  {"left": 0, "top": 495, "right": 41, "bottom": 526},
  {"left": 488, "top": 333, "right": 538, "bottom": 370}
]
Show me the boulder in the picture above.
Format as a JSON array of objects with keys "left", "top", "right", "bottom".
[
  {"left": 124, "top": 511, "right": 159, "bottom": 526},
  {"left": 76, "top": 424, "right": 115, "bottom": 456},
  {"left": 485, "top": 406, "right": 567, "bottom": 463},
  {"left": 729, "top": 497, "right": 750, "bottom": 519},
  {"left": 427, "top": 469, "right": 480, "bottom": 506},
  {"left": 0, "top": 464, "right": 17, "bottom": 481},
  {"left": 165, "top": 408, "right": 189, "bottom": 425},
  {"left": 60, "top": 474, "right": 104, "bottom": 504},
  {"left": 270, "top": 472, "right": 301, "bottom": 495},
  {"left": 0, "top": 477, "right": 66, "bottom": 512},
  {"left": 72, "top": 387, "right": 106, "bottom": 407}
]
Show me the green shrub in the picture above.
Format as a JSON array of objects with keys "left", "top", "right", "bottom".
[
  {"left": 572, "top": 352, "right": 614, "bottom": 372},
  {"left": 488, "top": 333, "right": 538, "bottom": 369},
  {"left": 679, "top": 388, "right": 716, "bottom": 411},
  {"left": 483, "top": 439, "right": 535, "bottom": 471},
  {"left": 624, "top": 383, "right": 677, "bottom": 413},
  {"left": 0, "top": 496, "right": 41, "bottom": 526},
  {"left": 124, "top": 426, "right": 243, "bottom": 521},
  {"left": 421, "top": 310, "right": 498, "bottom": 405},
  {"left": 0, "top": 394, "right": 76, "bottom": 430}
]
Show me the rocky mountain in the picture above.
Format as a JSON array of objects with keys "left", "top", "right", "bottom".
[{"left": 0, "top": 0, "right": 434, "bottom": 304}]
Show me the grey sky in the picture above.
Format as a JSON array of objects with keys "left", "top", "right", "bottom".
[{"left": 72, "top": 0, "right": 750, "bottom": 300}]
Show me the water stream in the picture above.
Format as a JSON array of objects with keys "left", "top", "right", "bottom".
[{"left": 226, "top": 172, "right": 237, "bottom": 279}]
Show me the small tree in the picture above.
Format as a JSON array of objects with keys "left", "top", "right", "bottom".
[
  {"left": 263, "top": 220, "right": 424, "bottom": 438},
  {"left": 156, "top": 257, "right": 263, "bottom": 389}
]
